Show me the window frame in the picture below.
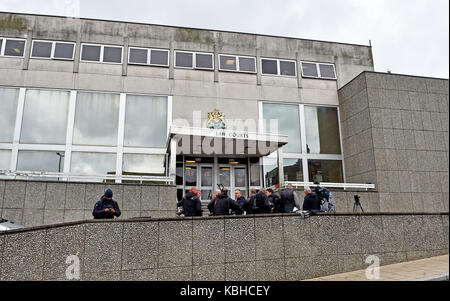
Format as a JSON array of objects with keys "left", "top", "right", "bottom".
[
  {"left": 30, "top": 39, "right": 76, "bottom": 61},
  {"left": 218, "top": 54, "right": 257, "bottom": 74},
  {"left": 174, "top": 50, "right": 214, "bottom": 70},
  {"left": 300, "top": 60, "right": 337, "bottom": 80},
  {"left": 80, "top": 43, "right": 124, "bottom": 64},
  {"left": 127, "top": 46, "right": 170, "bottom": 67},
  {"left": 259, "top": 101, "right": 345, "bottom": 186},
  {"left": 260, "top": 57, "right": 297, "bottom": 77},
  {"left": 0, "top": 37, "right": 27, "bottom": 58}
]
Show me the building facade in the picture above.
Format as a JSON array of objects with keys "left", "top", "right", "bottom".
[{"left": 0, "top": 12, "right": 448, "bottom": 226}]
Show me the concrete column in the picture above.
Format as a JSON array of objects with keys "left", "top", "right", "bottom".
[
  {"left": 277, "top": 147, "right": 284, "bottom": 188},
  {"left": 169, "top": 41, "right": 174, "bottom": 80},
  {"left": 169, "top": 138, "right": 177, "bottom": 183},
  {"left": 73, "top": 21, "right": 82, "bottom": 73},
  {"left": 122, "top": 36, "right": 129, "bottom": 76},
  {"left": 213, "top": 43, "right": 219, "bottom": 83},
  {"left": 296, "top": 51, "right": 303, "bottom": 89},
  {"left": 333, "top": 55, "right": 342, "bottom": 89},
  {"left": 256, "top": 47, "right": 262, "bottom": 86},
  {"left": 22, "top": 29, "right": 33, "bottom": 70}
]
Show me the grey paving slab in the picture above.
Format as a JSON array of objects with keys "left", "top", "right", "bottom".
[
  {"left": 121, "top": 269, "right": 157, "bottom": 281},
  {"left": 43, "top": 224, "right": 85, "bottom": 280},
  {"left": 24, "top": 182, "right": 46, "bottom": 209},
  {"left": 192, "top": 218, "right": 225, "bottom": 266},
  {"left": 141, "top": 185, "right": 159, "bottom": 211},
  {"left": 45, "top": 183, "right": 66, "bottom": 210},
  {"left": 335, "top": 215, "right": 361, "bottom": 255},
  {"left": 158, "top": 220, "right": 192, "bottom": 268},
  {"left": 123, "top": 185, "right": 141, "bottom": 211},
  {"left": 224, "top": 217, "right": 255, "bottom": 263},
  {"left": 255, "top": 259, "right": 286, "bottom": 281},
  {"left": 3, "top": 181, "right": 26, "bottom": 209},
  {"left": 225, "top": 261, "right": 256, "bottom": 281},
  {"left": 65, "top": 183, "right": 86, "bottom": 210},
  {"left": 193, "top": 264, "right": 225, "bottom": 281},
  {"left": 1, "top": 230, "right": 46, "bottom": 280},
  {"left": 22, "top": 208, "right": 44, "bottom": 227},
  {"left": 255, "top": 216, "right": 284, "bottom": 260},
  {"left": 157, "top": 266, "right": 192, "bottom": 281},
  {"left": 83, "top": 222, "right": 123, "bottom": 272},
  {"left": 122, "top": 221, "right": 158, "bottom": 270}
]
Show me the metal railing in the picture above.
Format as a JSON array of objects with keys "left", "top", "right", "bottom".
[
  {"left": 0, "top": 170, "right": 175, "bottom": 184},
  {"left": 281, "top": 181, "right": 376, "bottom": 191}
]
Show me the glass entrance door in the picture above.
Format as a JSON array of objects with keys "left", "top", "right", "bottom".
[
  {"left": 233, "top": 166, "right": 247, "bottom": 198},
  {"left": 200, "top": 166, "right": 213, "bottom": 201},
  {"left": 217, "top": 165, "right": 247, "bottom": 198}
]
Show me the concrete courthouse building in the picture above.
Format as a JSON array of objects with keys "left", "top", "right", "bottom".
[{"left": 0, "top": 12, "right": 448, "bottom": 281}]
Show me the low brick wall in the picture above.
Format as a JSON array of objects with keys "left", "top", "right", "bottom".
[
  {"left": 0, "top": 212, "right": 448, "bottom": 281},
  {"left": 0, "top": 180, "right": 177, "bottom": 228}
]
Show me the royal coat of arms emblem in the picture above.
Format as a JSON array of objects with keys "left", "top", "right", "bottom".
[{"left": 206, "top": 109, "right": 226, "bottom": 129}]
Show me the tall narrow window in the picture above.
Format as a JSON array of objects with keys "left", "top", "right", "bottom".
[
  {"left": 20, "top": 89, "right": 70, "bottom": 144},
  {"left": 73, "top": 92, "right": 120, "bottom": 146},
  {"left": 0, "top": 87, "right": 19, "bottom": 143}
]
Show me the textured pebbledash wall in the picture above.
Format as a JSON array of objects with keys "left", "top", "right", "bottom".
[
  {"left": 339, "top": 72, "right": 449, "bottom": 213},
  {"left": 0, "top": 213, "right": 448, "bottom": 281},
  {"left": 0, "top": 180, "right": 177, "bottom": 227}
]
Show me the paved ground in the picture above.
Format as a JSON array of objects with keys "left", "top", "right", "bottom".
[{"left": 304, "top": 254, "right": 449, "bottom": 281}]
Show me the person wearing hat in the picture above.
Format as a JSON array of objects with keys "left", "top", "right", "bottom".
[{"left": 92, "top": 188, "right": 121, "bottom": 219}]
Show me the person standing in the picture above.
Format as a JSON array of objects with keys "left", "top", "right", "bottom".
[
  {"left": 93, "top": 188, "right": 121, "bottom": 219},
  {"left": 235, "top": 189, "right": 249, "bottom": 214},
  {"left": 177, "top": 187, "right": 203, "bottom": 217},
  {"left": 302, "top": 186, "right": 321, "bottom": 212},
  {"left": 252, "top": 189, "right": 271, "bottom": 214},
  {"left": 210, "top": 188, "right": 242, "bottom": 216},
  {"left": 280, "top": 184, "right": 300, "bottom": 213},
  {"left": 266, "top": 188, "right": 282, "bottom": 213}
]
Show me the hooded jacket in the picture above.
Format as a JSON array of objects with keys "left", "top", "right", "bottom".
[
  {"left": 178, "top": 191, "right": 202, "bottom": 217},
  {"left": 209, "top": 193, "right": 243, "bottom": 216},
  {"left": 93, "top": 196, "right": 121, "bottom": 219}
]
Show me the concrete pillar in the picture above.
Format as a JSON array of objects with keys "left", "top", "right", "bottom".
[
  {"left": 256, "top": 47, "right": 262, "bottom": 86},
  {"left": 277, "top": 147, "right": 284, "bottom": 188},
  {"left": 169, "top": 41, "right": 174, "bottom": 80},
  {"left": 73, "top": 21, "right": 82, "bottom": 74},
  {"left": 213, "top": 43, "right": 219, "bottom": 83},
  {"left": 169, "top": 138, "right": 177, "bottom": 183},
  {"left": 22, "top": 29, "right": 33, "bottom": 70},
  {"left": 122, "top": 36, "right": 129, "bottom": 76},
  {"left": 296, "top": 51, "right": 303, "bottom": 89}
]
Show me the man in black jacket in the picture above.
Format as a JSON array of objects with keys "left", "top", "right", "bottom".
[
  {"left": 302, "top": 186, "right": 321, "bottom": 212},
  {"left": 93, "top": 189, "right": 121, "bottom": 219},
  {"left": 266, "top": 188, "right": 282, "bottom": 213},
  {"left": 178, "top": 187, "right": 203, "bottom": 217},
  {"left": 209, "top": 188, "right": 243, "bottom": 216},
  {"left": 252, "top": 189, "right": 271, "bottom": 214}
]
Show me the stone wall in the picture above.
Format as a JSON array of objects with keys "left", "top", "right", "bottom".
[
  {"left": 0, "top": 180, "right": 177, "bottom": 227},
  {"left": 338, "top": 72, "right": 449, "bottom": 213},
  {"left": 0, "top": 213, "right": 448, "bottom": 281}
]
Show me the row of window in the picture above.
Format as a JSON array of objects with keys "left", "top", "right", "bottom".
[{"left": 0, "top": 37, "right": 337, "bottom": 79}]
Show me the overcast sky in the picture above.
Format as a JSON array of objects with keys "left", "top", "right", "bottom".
[{"left": 1, "top": 0, "right": 448, "bottom": 78}]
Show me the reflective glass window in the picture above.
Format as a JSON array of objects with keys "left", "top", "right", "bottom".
[
  {"left": 73, "top": 92, "right": 120, "bottom": 146},
  {"left": 201, "top": 167, "right": 213, "bottom": 187},
  {"left": 81, "top": 44, "right": 101, "bottom": 61},
  {"left": 175, "top": 52, "right": 193, "bottom": 68},
  {"left": 304, "top": 106, "right": 341, "bottom": 154},
  {"left": 150, "top": 49, "right": 169, "bottom": 66},
  {"left": 301, "top": 62, "right": 319, "bottom": 77},
  {"left": 234, "top": 168, "right": 246, "bottom": 187},
  {"left": 220, "top": 55, "right": 237, "bottom": 71},
  {"left": 70, "top": 152, "right": 116, "bottom": 179},
  {"left": 31, "top": 41, "right": 52, "bottom": 58},
  {"left": 195, "top": 53, "right": 213, "bottom": 69},
  {"left": 122, "top": 154, "right": 165, "bottom": 175},
  {"left": 239, "top": 57, "right": 256, "bottom": 72},
  {"left": 176, "top": 163, "right": 183, "bottom": 186},
  {"left": 103, "top": 46, "right": 122, "bottom": 63},
  {"left": 4, "top": 39, "right": 25, "bottom": 57},
  {"left": 280, "top": 60, "right": 296, "bottom": 76},
  {"left": 261, "top": 59, "right": 278, "bottom": 75},
  {"left": 263, "top": 103, "right": 301, "bottom": 153},
  {"left": 124, "top": 95, "right": 167, "bottom": 148},
  {"left": 129, "top": 48, "right": 148, "bottom": 64},
  {"left": 308, "top": 160, "right": 343, "bottom": 183},
  {"left": 0, "top": 87, "right": 19, "bottom": 143},
  {"left": 284, "top": 159, "right": 303, "bottom": 182},
  {"left": 20, "top": 89, "right": 70, "bottom": 144},
  {"left": 249, "top": 157, "right": 261, "bottom": 186},
  {"left": 218, "top": 167, "right": 231, "bottom": 187},
  {"left": 0, "top": 150, "right": 11, "bottom": 170},
  {"left": 54, "top": 42, "right": 75, "bottom": 59},
  {"left": 319, "top": 64, "right": 336, "bottom": 79},
  {"left": 17, "top": 150, "right": 64, "bottom": 173},
  {"left": 0, "top": 39, "right": 3, "bottom": 54},
  {"left": 185, "top": 166, "right": 197, "bottom": 186},
  {"left": 263, "top": 157, "right": 278, "bottom": 187}
]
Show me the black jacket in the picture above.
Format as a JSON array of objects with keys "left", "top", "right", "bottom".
[
  {"left": 209, "top": 193, "right": 243, "bottom": 216},
  {"left": 251, "top": 192, "right": 271, "bottom": 214},
  {"left": 178, "top": 192, "right": 202, "bottom": 217},
  {"left": 268, "top": 193, "right": 283, "bottom": 213},
  {"left": 93, "top": 197, "right": 121, "bottom": 219},
  {"left": 303, "top": 192, "right": 321, "bottom": 211}
]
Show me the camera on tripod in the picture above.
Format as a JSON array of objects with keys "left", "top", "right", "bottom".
[{"left": 353, "top": 195, "right": 364, "bottom": 213}]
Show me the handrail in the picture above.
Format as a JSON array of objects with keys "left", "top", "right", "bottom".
[
  {"left": 284, "top": 181, "right": 375, "bottom": 191},
  {"left": 0, "top": 170, "right": 174, "bottom": 184}
]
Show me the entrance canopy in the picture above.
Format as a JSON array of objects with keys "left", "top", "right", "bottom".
[{"left": 168, "top": 125, "right": 288, "bottom": 157}]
